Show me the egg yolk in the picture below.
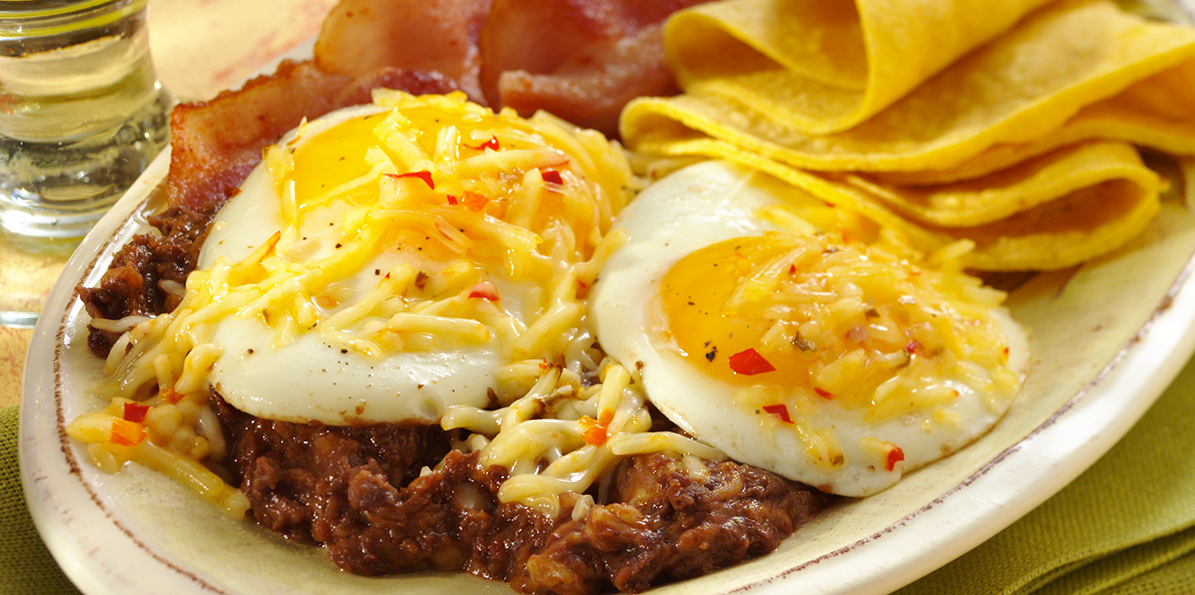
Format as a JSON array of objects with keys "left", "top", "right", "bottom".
[
  {"left": 660, "top": 236, "right": 807, "bottom": 388},
  {"left": 240, "top": 92, "right": 627, "bottom": 364},
  {"left": 660, "top": 232, "right": 1017, "bottom": 419},
  {"left": 290, "top": 111, "right": 384, "bottom": 205}
]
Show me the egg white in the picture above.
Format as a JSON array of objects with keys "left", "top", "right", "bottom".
[
  {"left": 591, "top": 160, "right": 1029, "bottom": 497},
  {"left": 198, "top": 105, "right": 505, "bottom": 425}
]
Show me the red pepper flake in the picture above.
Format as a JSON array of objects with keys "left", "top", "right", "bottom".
[
  {"left": 541, "top": 169, "right": 564, "bottom": 185},
  {"left": 814, "top": 387, "right": 833, "bottom": 399},
  {"left": 446, "top": 194, "right": 458, "bottom": 205},
  {"left": 885, "top": 445, "right": 905, "bottom": 472},
  {"left": 906, "top": 340, "right": 927, "bottom": 357},
  {"left": 160, "top": 388, "right": 183, "bottom": 404},
  {"left": 468, "top": 281, "right": 499, "bottom": 301},
  {"left": 762, "top": 403, "right": 793, "bottom": 424},
  {"left": 386, "top": 170, "right": 435, "bottom": 189},
  {"left": 465, "top": 135, "right": 501, "bottom": 152},
  {"left": 110, "top": 419, "right": 146, "bottom": 447},
  {"left": 539, "top": 359, "right": 550, "bottom": 370},
  {"left": 789, "top": 264, "right": 797, "bottom": 274},
  {"left": 122, "top": 402, "right": 150, "bottom": 423},
  {"left": 728, "top": 348, "right": 776, "bottom": 375}
]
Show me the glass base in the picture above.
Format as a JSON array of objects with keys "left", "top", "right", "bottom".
[{"left": 0, "top": 89, "right": 171, "bottom": 241}]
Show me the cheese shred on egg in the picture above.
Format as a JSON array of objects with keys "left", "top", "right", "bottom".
[
  {"left": 71, "top": 96, "right": 1029, "bottom": 519},
  {"left": 70, "top": 92, "right": 678, "bottom": 515},
  {"left": 591, "top": 160, "right": 1029, "bottom": 497}
]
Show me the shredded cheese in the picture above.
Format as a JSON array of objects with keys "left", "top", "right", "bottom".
[{"left": 71, "top": 91, "right": 667, "bottom": 516}]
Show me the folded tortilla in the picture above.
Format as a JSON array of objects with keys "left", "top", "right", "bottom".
[
  {"left": 666, "top": 0, "right": 1056, "bottom": 134},
  {"left": 937, "top": 177, "right": 1161, "bottom": 271},
  {"left": 869, "top": 60, "right": 1195, "bottom": 185},
  {"left": 620, "top": 0, "right": 1189, "bottom": 270},
  {"left": 844, "top": 141, "right": 1165, "bottom": 227},
  {"left": 624, "top": 0, "right": 1195, "bottom": 173},
  {"left": 655, "top": 137, "right": 1163, "bottom": 270}
]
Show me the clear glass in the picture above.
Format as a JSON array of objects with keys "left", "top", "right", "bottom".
[{"left": 0, "top": 0, "right": 171, "bottom": 241}]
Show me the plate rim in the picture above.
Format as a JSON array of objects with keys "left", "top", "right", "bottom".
[
  {"left": 20, "top": 2, "right": 1195, "bottom": 590},
  {"left": 21, "top": 144, "right": 1195, "bottom": 595}
]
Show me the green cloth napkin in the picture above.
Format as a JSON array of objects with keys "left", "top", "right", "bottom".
[
  {"left": 1, "top": 406, "right": 81, "bottom": 595},
  {"left": 6, "top": 354, "right": 1195, "bottom": 595},
  {"left": 899, "top": 356, "right": 1195, "bottom": 595}
]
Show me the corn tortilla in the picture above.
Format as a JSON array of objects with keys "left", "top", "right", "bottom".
[
  {"left": 625, "top": 0, "right": 1195, "bottom": 173},
  {"left": 869, "top": 61, "right": 1195, "bottom": 185},
  {"left": 938, "top": 178, "right": 1162, "bottom": 270},
  {"left": 844, "top": 141, "right": 1165, "bottom": 227},
  {"left": 666, "top": 0, "right": 1056, "bottom": 134}
]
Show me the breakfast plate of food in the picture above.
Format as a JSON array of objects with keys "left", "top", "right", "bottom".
[{"left": 19, "top": 0, "right": 1195, "bottom": 594}]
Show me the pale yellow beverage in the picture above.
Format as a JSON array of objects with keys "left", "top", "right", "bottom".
[{"left": 0, "top": 0, "right": 171, "bottom": 241}]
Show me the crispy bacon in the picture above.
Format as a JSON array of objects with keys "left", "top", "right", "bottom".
[
  {"left": 332, "top": 68, "right": 461, "bottom": 109},
  {"left": 164, "top": 0, "right": 706, "bottom": 213},
  {"left": 314, "top": 0, "right": 494, "bottom": 100},
  {"left": 165, "top": 60, "right": 348, "bottom": 211},
  {"left": 478, "top": 0, "right": 712, "bottom": 137}
]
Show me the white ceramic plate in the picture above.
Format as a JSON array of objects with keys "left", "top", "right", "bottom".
[{"left": 21, "top": 5, "right": 1195, "bottom": 595}]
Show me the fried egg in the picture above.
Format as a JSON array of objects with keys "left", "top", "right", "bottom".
[
  {"left": 591, "top": 160, "right": 1029, "bottom": 497},
  {"left": 192, "top": 92, "right": 627, "bottom": 425}
]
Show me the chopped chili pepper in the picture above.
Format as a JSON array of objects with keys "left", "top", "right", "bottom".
[
  {"left": 885, "top": 445, "right": 905, "bottom": 472},
  {"left": 579, "top": 415, "right": 607, "bottom": 445},
  {"left": 814, "top": 387, "right": 833, "bottom": 399},
  {"left": 468, "top": 281, "right": 499, "bottom": 301},
  {"left": 386, "top": 170, "right": 435, "bottom": 189},
  {"left": 541, "top": 169, "right": 563, "bottom": 185},
  {"left": 465, "top": 135, "right": 501, "bottom": 151},
  {"left": 446, "top": 194, "right": 458, "bottom": 205},
  {"left": 599, "top": 409, "right": 614, "bottom": 426},
  {"left": 579, "top": 410, "right": 614, "bottom": 445},
  {"left": 122, "top": 402, "right": 150, "bottom": 423},
  {"left": 462, "top": 191, "right": 489, "bottom": 212},
  {"left": 728, "top": 348, "right": 776, "bottom": 375},
  {"left": 110, "top": 419, "right": 146, "bottom": 447},
  {"left": 762, "top": 403, "right": 793, "bottom": 424}
]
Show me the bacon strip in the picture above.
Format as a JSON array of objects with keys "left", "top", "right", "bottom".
[
  {"left": 313, "top": 0, "right": 494, "bottom": 100},
  {"left": 165, "top": 61, "right": 458, "bottom": 212},
  {"left": 165, "top": 0, "right": 706, "bottom": 213},
  {"left": 478, "top": 0, "right": 712, "bottom": 137},
  {"left": 166, "top": 60, "right": 349, "bottom": 211}
]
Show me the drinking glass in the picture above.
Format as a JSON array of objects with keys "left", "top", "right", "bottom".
[{"left": 0, "top": 0, "right": 171, "bottom": 243}]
